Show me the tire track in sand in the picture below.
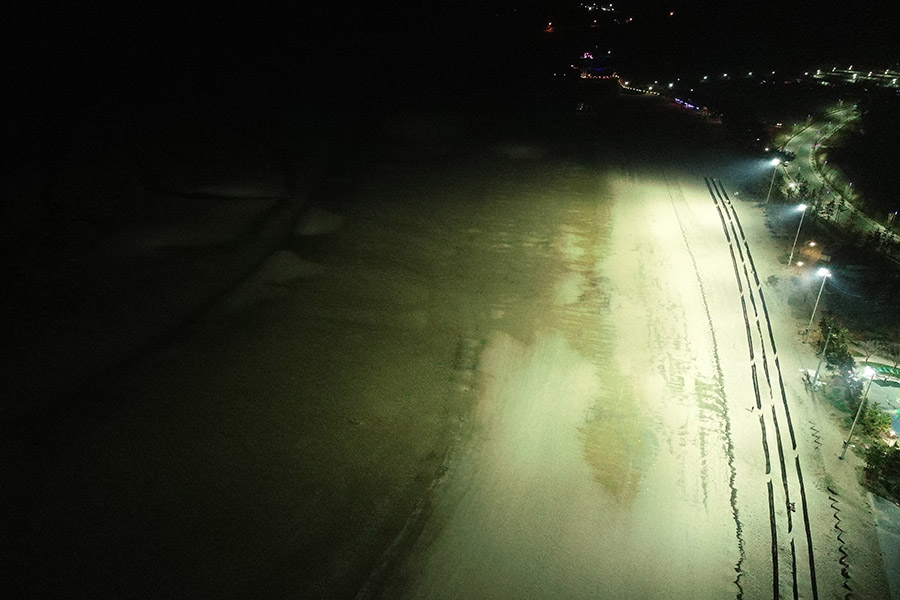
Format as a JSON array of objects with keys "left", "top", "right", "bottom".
[{"left": 706, "top": 177, "right": 819, "bottom": 600}]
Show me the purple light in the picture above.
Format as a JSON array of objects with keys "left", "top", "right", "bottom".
[{"left": 674, "top": 98, "right": 698, "bottom": 110}]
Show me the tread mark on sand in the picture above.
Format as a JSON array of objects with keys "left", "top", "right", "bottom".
[
  {"left": 760, "top": 413, "right": 771, "bottom": 475},
  {"left": 808, "top": 420, "right": 822, "bottom": 450},
  {"left": 755, "top": 320, "right": 773, "bottom": 396},
  {"left": 796, "top": 458, "right": 819, "bottom": 599},
  {"left": 791, "top": 539, "right": 799, "bottom": 600},
  {"left": 770, "top": 405, "right": 793, "bottom": 533},
  {"left": 827, "top": 486, "right": 852, "bottom": 599},
  {"left": 740, "top": 295, "right": 753, "bottom": 360},
  {"left": 731, "top": 222, "right": 746, "bottom": 262},
  {"left": 774, "top": 357, "right": 798, "bottom": 450},
  {"left": 744, "top": 241, "right": 761, "bottom": 287},
  {"left": 752, "top": 364, "right": 762, "bottom": 410},
  {"left": 729, "top": 245, "right": 742, "bottom": 293},
  {"left": 710, "top": 177, "right": 818, "bottom": 599},
  {"left": 768, "top": 480, "right": 780, "bottom": 600},
  {"left": 756, "top": 287, "right": 778, "bottom": 355},
  {"left": 743, "top": 263, "right": 758, "bottom": 315}
]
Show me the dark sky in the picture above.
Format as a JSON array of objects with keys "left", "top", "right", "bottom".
[{"left": 6, "top": 1, "right": 900, "bottom": 132}]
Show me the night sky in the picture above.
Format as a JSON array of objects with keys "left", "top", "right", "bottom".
[
  {"left": 5, "top": 1, "right": 900, "bottom": 190},
  {"left": 9, "top": 2, "right": 899, "bottom": 124}
]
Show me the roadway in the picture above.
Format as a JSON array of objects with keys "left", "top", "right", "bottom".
[{"left": 781, "top": 105, "right": 891, "bottom": 239}]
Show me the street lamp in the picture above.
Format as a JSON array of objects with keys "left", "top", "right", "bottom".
[
  {"left": 840, "top": 365, "right": 877, "bottom": 459},
  {"left": 788, "top": 203, "right": 808, "bottom": 266},
  {"left": 812, "top": 324, "right": 834, "bottom": 388},
  {"left": 765, "top": 158, "right": 782, "bottom": 204},
  {"left": 804, "top": 268, "right": 831, "bottom": 336}
]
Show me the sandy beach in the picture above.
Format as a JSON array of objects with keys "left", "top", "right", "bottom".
[{"left": 5, "top": 90, "right": 892, "bottom": 599}]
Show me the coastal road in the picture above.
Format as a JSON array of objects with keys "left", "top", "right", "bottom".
[
  {"left": 781, "top": 107, "right": 855, "bottom": 191},
  {"left": 781, "top": 106, "right": 884, "bottom": 236}
]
